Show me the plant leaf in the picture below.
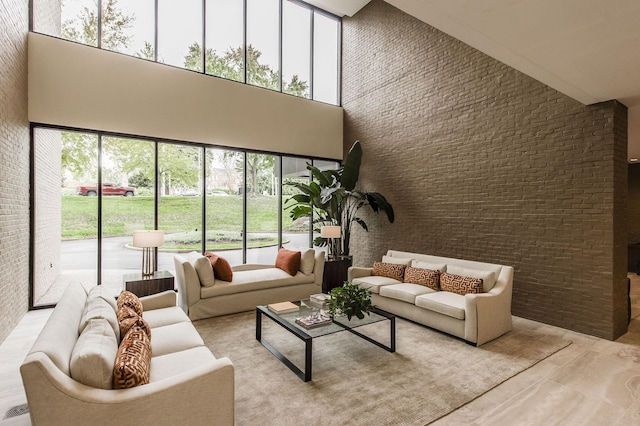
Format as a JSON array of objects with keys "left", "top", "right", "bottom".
[{"left": 341, "top": 141, "right": 362, "bottom": 191}]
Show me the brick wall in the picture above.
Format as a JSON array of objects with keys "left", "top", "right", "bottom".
[
  {"left": 342, "top": 0, "right": 628, "bottom": 339},
  {"left": 34, "top": 128, "right": 62, "bottom": 302},
  {"left": 0, "top": 0, "right": 30, "bottom": 343}
]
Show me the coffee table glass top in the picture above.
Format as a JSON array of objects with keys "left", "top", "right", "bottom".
[{"left": 259, "top": 299, "right": 391, "bottom": 338}]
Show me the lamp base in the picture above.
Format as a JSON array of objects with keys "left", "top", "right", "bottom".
[{"left": 141, "top": 247, "right": 156, "bottom": 277}]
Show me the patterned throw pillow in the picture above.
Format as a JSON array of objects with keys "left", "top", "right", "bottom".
[
  {"left": 117, "top": 290, "right": 143, "bottom": 316},
  {"left": 372, "top": 261, "right": 406, "bottom": 281},
  {"left": 275, "top": 248, "right": 301, "bottom": 276},
  {"left": 404, "top": 266, "right": 440, "bottom": 291},
  {"left": 205, "top": 252, "right": 234, "bottom": 282},
  {"left": 117, "top": 306, "right": 151, "bottom": 339},
  {"left": 440, "top": 272, "right": 483, "bottom": 295},
  {"left": 113, "top": 325, "right": 152, "bottom": 389}
]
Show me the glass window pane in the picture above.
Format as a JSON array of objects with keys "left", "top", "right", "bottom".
[
  {"left": 205, "top": 148, "right": 244, "bottom": 265},
  {"left": 158, "top": 0, "right": 203, "bottom": 70},
  {"left": 313, "top": 12, "right": 339, "bottom": 105},
  {"left": 282, "top": 1, "right": 311, "bottom": 98},
  {"left": 60, "top": 0, "right": 99, "bottom": 47},
  {"left": 101, "top": 137, "right": 156, "bottom": 289},
  {"left": 34, "top": 129, "right": 99, "bottom": 306},
  {"left": 246, "top": 0, "right": 280, "bottom": 90},
  {"left": 283, "top": 157, "right": 312, "bottom": 249},
  {"left": 206, "top": 0, "right": 244, "bottom": 82},
  {"left": 101, "top": 0, "right": 155, "bottom": 59},
  {"left": 157, "top": 143, "right": 203, "bottom": 261},
  {"left": 246, "top": 154, "right": 279, "bottom": 263}
]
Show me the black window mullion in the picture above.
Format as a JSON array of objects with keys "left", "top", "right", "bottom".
[
  {"left": 154, "top": 142, "right": 159, "bottom": 270},
  {"left": 97, "top": 0, "right": 103, "bottom": 49},
  {"left": 201, "top": 146, "right": 207, "bottom": 254},
  {"left": 97, "top": 134, "right": 103, "bottom": 285},
  {"left": 242, "top": 152, "right": 248, "bottom": 263},
  {"left": 202, "top": 0, "right": 207, "bottom": 73},
  {"left": 310, "top": 10, "right": 314, "bottom": 100},
  {"left": 154, "top": 0, "right": 159, "bottom": 62},
  {"left": 277, "top": 157, "right": 283, "bottom": 248},
  {"left": 278, "top": 0, "right": 283, "bottom": 92},
  {"left": 243, "top": 0, "right": 247, "bottom": 84}
]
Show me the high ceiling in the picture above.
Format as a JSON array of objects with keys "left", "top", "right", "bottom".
[{"left": 309, "top": 0, "right": 640, "bottom": 161}]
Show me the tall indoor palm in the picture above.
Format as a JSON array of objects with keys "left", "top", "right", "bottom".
[{"left": 286, "top": 141, "right": 394, "bottom": 257}]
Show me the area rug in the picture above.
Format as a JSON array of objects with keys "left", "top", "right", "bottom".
[{"left": 194, "top": 312, "right": 570, "bottom": 426}]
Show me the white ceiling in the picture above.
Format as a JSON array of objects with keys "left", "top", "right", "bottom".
[{"left": 311, "top": 0, "right": 640, "bottom": 161}]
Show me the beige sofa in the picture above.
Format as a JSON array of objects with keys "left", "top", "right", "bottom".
[
  {"left": 174, "top": 249, "right": 325, "bottom": 320},
  {"left": 349, "top": 250, "right": 514, "bottom": 346},
  {"left": 20, "top": 283, "right": 234, "bottom": 426}
]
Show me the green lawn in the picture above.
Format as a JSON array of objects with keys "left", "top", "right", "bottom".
[{"left": 61, "top": 195, "right": 306, "bottom": 244}]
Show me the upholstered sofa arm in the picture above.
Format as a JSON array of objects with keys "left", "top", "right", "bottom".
[
  {"left": 140, "top": 290, "right": 176, "bottom": 311},
  {"left": 173, "top": 255, "right": 202, "bottom": 313},
  {"left": 21, "top": 352, "right": 235, "bottom": 425},
  {"left": 348, "top": 266, "right": 373, "bottom": 282},
  {"left": 463, "top": 268, "right": 514, "bottom": 346}
]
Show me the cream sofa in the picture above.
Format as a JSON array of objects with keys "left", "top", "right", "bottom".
[
  {"left": 349, "top": 250, "right": 514, "bottom": 346},
  {"left": 20, "top": 283, "right": 234, "bottom": 426},
  {"left": 174, "top": 249, "right": 325, "bottom": 320}
]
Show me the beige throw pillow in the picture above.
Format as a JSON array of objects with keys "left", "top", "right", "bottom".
[
  {"left": 185, "top": 251, "right": 216, "bottom": 287},
  {"left": 300, "top": 249, "right": 315, "bottom": 275},
  {"left": 70, "top": 318, "right": 119, "bottom": 389}
]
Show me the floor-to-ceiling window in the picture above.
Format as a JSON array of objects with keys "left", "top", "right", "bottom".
[
  {"left": 32, "top": 0, "right": 341, "bottom": 105},
  {"left": 31, "top": 126, "right": 338, "bottom": 307}
]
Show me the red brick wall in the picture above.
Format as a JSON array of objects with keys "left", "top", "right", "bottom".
[{"left": 342, "top": 0, "right": 628, "bottom": 339}]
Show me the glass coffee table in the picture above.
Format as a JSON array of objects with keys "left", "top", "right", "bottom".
[{"left": 256, "top": 299, "right": 395, "bottom": 382}]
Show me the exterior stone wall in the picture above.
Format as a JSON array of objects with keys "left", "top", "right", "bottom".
[
  {"left": 0, "top": 0, "right": 31, "bottom": 343},
  {"left": 342, "top": 0, "right": 628, "bottom": 339}
]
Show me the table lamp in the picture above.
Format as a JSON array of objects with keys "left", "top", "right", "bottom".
[
  {"left": 320, "top": 225, "right": 341, "bottom": 259},
  {"left": 132, "top": 230, "right": 165, "bottom": 277}
]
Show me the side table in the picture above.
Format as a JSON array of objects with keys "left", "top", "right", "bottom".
[
  {"left": 322, "top": 257, "right": 352, "bottom": 293},
  {"left": 123, "top": 270, "right": 175, "bottom": 297}
]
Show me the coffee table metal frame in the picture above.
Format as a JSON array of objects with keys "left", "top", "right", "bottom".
[{"left": 256, "top": 302, "right": 395, "bottom": 382}]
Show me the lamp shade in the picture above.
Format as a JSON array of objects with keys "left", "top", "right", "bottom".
[
  {"left": 132, "top": 230, "right": 165, "bottom": 248},
  {"left": 320, "top": 225, "right": 341, "bottom": 239}
]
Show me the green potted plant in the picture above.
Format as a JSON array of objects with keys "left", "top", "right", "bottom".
[
  {"left": 285, "top": 140, "right": 394, "bottom": 258},
  {"left": 327, "top": 281, "right": 373, "bottom": 320}
]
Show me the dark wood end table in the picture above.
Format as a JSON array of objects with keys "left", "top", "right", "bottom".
[{"left": 123, "top": 270, "right": 175, "bottom": 297}]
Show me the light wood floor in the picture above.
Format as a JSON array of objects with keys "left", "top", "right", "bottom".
[{"left": 1, "top": 276, "right": 640, "bottom": 425}]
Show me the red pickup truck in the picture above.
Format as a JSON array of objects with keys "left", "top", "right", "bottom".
[{"left": 76, "top": 183, "right": 137, "bottom": 196}]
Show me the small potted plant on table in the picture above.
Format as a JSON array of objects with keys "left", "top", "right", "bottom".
[{"left": 327, "top": 281, "right": 373, "bottom": 320}]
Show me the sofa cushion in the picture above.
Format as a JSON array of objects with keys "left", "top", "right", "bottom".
[
  {"left": 184, "top": 251, "right": 215, "bottom": 287},
  {"left": 143, "top": 306, "right": 191, "bottom": 329},
  {"left": 70, "top": 318, "right": 118, "bottom": 389},
  {"left": 415, "top": 291, "right": 466, "bottom": 320},
  {"left": 382, "top": 255, "right": 412, "bottom": 266},
  {"left": 117, "top": 290, "right": 143, "bottom": 316},
  {"left": 372, "top": 261, "right": 406, "bottom": 281},
  {"left": 200, "top": 267, "right": 311, "bottom": 298},
  {"left": 404, "top": 266, "right": 440, "bottom": 291},
  {"left": 300, "top": 249, "right": 315, "bottom": 275},
  {"left": 79, "top": 286, "right": 120, "bottom": 341},
  {"left": 149, "top": 346, "right": 217, "bottom": 383},
  {"left": 275, "top": 248, "right": 301, "bottom": 276},
  {"left": 352, "top": 275, "right": 402, "bottom": 294},
  {"left": 446, "top": 265, "right": 497, "bottom": 292},
  {"left": 440, "top": 272, "right": 483, "bottom": 296},
  {"left": 113, "top": 325, "right": 152, "bottom": 389},
  {"left": 411, "top": 260, "right": 447, "bottom": 272},
  {"left": 379, "top": 283, "right": 435, "bottom": 304},
  {"left": 150, "top": 321, "right": 205, "bottom": 357}
]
